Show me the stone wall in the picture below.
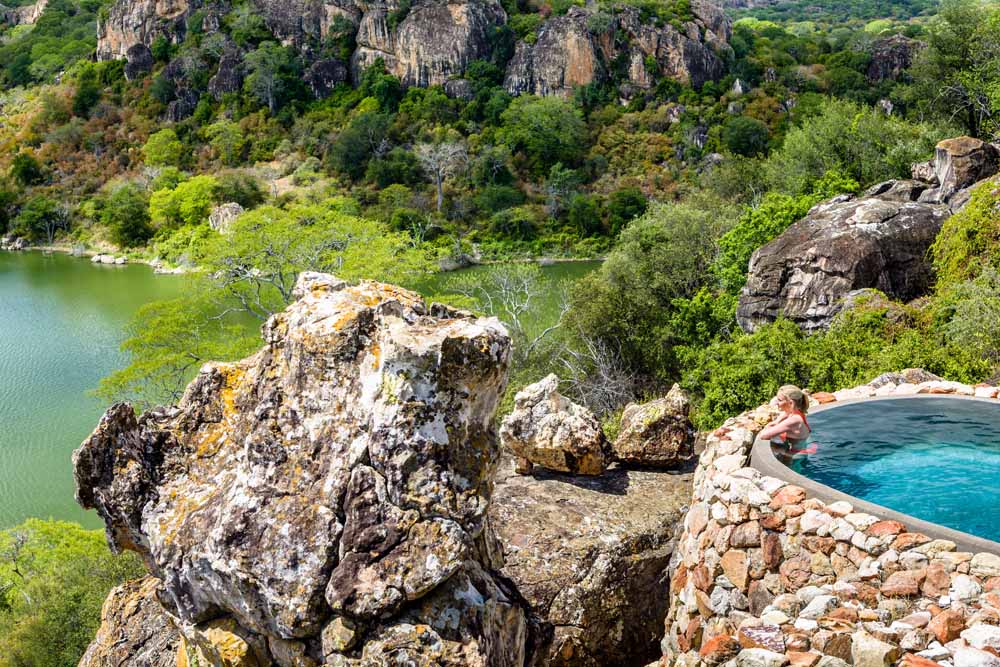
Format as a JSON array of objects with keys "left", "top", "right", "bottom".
[{"left": 661, "top": 377, "right": 1000, "bottom": 667}]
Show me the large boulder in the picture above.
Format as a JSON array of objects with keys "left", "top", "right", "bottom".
[
  {"left": 97, "top": 0, "right": 195, "bottom": 61},
  {"left": 612, "top": 384, "right": 695, "bottom": 468},
  {"left": 208, "top": 202, "right": 245, "bottom": 233},
  {"left": 79, "top": 577, "right": 180, "bottom": 667},
  {"left": 933, "top": 136, "right": 1000, "bottom": 199},
  {"left": 208, "top": 51, "right": 245, "bottom": 100},
  {"left": 737, "top": 187, "right": 950, "bottom": 332},
  {"left": 499, "top": 374, "right": 608, "bottom": 476},
  {"left": 490, "top": 455, "right": 694, "bottom": 667},
  {"left": 124, "top": 44, "right": 154, "bottom": 81},
  {"left": 504, "top": 4, "right": 729, "bottom": 98},
  {"left": 304, "top": 59, "right": 350, "bottom": 98},
  {"left": 74, "top": 272, "right": 524, "bottom": 665},
  {"left": 866, "top": 34, "right": 920, "bottom": 83}
]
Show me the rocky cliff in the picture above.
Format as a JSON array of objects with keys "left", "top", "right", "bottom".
[
  {"left": 95, "top": 0, "right": 730, "bottom": 99},
  {"left": 504, "top": 1, "right": 731, "bottom": 98}
]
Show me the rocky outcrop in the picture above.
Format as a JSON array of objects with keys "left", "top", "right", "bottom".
[
  {"left": 96, "top": 0, "right": 198, "bottom": 61},
  {"left": 74, "top": 272, "right": 525, "bottom": 666},
  {"left": 499, "top": 374, "right": 608, "bottom": 476},
  {"left": 208, "top": 202, "right": 244, "bottom": 233},
  {"left": 490, "top": 455, "right": 693, "bottom": 667},
  {"left": 208, "top": 51, "right": 244, "bottom": 100},
  {"left": 1, "top": 235, "right": 27, "bottom": 250},
  {"left": 0, "top": 0, "right": 49, "bottom": 26},
  {"left": 124, "top": 44, "right": 155, "bottom": 81},
  {"left": 504, "top": 3, "right": 730, "bottom": 98},
  {"left": 352, "top": 0, "right": 506, "bottom": 88},
  {"left": 79, "top": 577, "right": 180, "bottom": 667},
  {"left": 737, "top": 188, "right": 949, "bottom": 332},
  {"left": 253, "top": 0, "right": 361, "bottom": 50},
  {"left": 932, "top": 136, "right": 1000, "bottom": 199},
  {"left": 660, "top": 375, "right": 1000, "bottom": 667},
  {"left": 866, "top": 34, "right": 920, "bottom": 83},
  {"left": 304, "top": 59, "right": 350, "bottom": 98},
  {"left": 612, "top": 384, "right": 695, "bottom": 468}
]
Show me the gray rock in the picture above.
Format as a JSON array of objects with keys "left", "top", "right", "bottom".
[
  {"left": 124, "top": 43, "right": 154, "bottom": 80},
  {"left": 867, "top": 34, "right": 921, "bottom": 83},
  {"left": 738, "top": 192, "right": 949, "bottom": 332},
  {"left": 304, "top": 59, "right": 349, "bottom": 98},
  {"left": 500, "top": 374, "right": 608, "bottom": 476},
  {"left": 611, "top": 384, "right": 695, "bottom": 468},
  {"left": 208, "top": 51, "right": 244, "bottom": 100},
  {"left": 208, "top": 202, "right": 244, "bottom": 233},
  {"left": 490, "top": 455, "right": 692, "bottom": 667},
  {"left": 78, "top": 577, "right": 179, "bottom": 667},
  {"left": 165, "top": 88, "right": 200, "bottom": 122},
  {"left": 74, "top": 272, "right": 523, "bottom": 663}
]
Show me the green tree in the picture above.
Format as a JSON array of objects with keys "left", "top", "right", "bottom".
[
  {"left": 723, "top": 116, "right": 770, "bottom": 157},
  {"left": 149, "top": 175, "right": 219, "bottom": 230},
  {"left": 244, "top": 42, "right": 291, "bottom": 113},
  {"left": 100, "top": 184, "right": 153, "bottom": 248},
  {"left": 142, "top": 129, "right": 185, "bottom": 167},
  {"left": 71, "top": 67, "right": 101, "bottom": 118},
  {"left": 606, "top": 188, "right": 647, "bottom": 235},
  {"left": 0, "top": 520, "right": 145, "bottom": 667},
  {"left": 10, "top": 153, "right": 44, "bottom": 186},
  {"left": 12, "top": 196, "right": 66, "bottom": 244},
  {"left": 567, "top": 194, "right": 603, "bottom": 236},
  {"left": 204, "top": 121, "right": 246, "bottom": 166},
  {"left": 499, "top": 96, "right": 587, "bottom": 175},
  {"left": 327, "top": 113, "right": 391, "bottom": 180}
]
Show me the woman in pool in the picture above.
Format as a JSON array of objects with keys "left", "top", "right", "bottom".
[{"left": 760, "top": 385, "right": 816, "bottom": 454}]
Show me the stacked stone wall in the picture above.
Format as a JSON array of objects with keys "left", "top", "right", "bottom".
[{"left": 662, "top": 378, "right": 1000, "bottom": 667}]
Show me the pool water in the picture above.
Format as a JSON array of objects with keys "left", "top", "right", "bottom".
[{"left": 786, "top": 397, "right": 1000, "bottom": 542}]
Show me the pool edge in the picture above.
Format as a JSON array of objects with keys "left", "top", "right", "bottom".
[{"left": 751, "top": 394, "right": 1000, "bottom": 555}]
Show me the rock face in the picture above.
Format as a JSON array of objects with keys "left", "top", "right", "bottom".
[
  {"left": 79, "top": 576, "right": 180, "bottom": 667},
  {"left": 504, "top": 3, "right": 730, "bottom": 98},
  {"left": 97, "top": 0, "right": 196, "bottom": 61},
  {"left": 208, "top": 202, "right": 245, "bottom": 233},
  {"left": 866, "top": 34, "right": 920, "bottom": 83},
  {"left": 612, "top": 384, "right": 695, "bottom": 468},
  {"left": 124, "top": 44, "right": 155, "bottom": 81},
  {"left": 74, "top": 272, "right": 525, "bottom": 665},
  {"left": 208, "top": 52, "right": 245, "bottom": 100},
  {"left": 0, "top": 0, "right": 49, "bottom": 26},
  {"left": 352, "top": 0, "right": 507, "bottom": 87},
  {"left": 933, "top": 136, "right": 1000, "bottom": 199},
  {"left": 490, "top": 455, "right": 693, "bottom": 667},
  {"left": 304, "top": 59, "right": 350, "bottom": 98},
  {"left": 499, "top": 374, "right": 608, "bottom": 476},
  {"left": 737, "top": 187, "right": 949, "bottom": 332}
]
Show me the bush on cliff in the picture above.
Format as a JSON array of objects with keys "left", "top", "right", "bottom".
[
  {"left": 0, "top": 519, "right": 144, "bottom": 667},
  {"left": 931, "top": 175, "right": 1000, "bottom": 289}
]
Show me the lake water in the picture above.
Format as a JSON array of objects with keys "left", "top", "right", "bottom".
[{"left": 0, "top": 253, "right": 599, "bottom": 529}]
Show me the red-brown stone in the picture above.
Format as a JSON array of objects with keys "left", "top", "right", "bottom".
[
  {"left": 922, "top": 561, "right": 950, "bottom": 597},
  {"left": 672, "top": 565, "right": 688, "bottom": 593},
  {"left": 900, "top": 654, "right": 943, "bottom": 667},
  {"left": 785, "top": 504, "right": 805, "bottom": 518},
  {"left": 881, "top": 569, "right": 926, "bottom": 597},
  {"left": 761, "top": 513, "right": 786, "bottom": 531},
  {"left": 699, "top": 634, "right": 742, "bottom": 664},
  {"left": 788, "top": 651, "right": 821, "bottom": 667},
  {"left": 691, "top": 565, "right": 712, "bottom": 592},
  {"left": 811, "top": 392, "right": 837, "bottom": 404},
  {"left": 803, "top": 536, "right": 837, "bottom": 555},
  {"left": 770, "top": 485, "right": 807, "bottom": 509},
  {"left": 892, "top": 533, "right": 932, "bottom": 551},
  {"left": 867, "top": 520, "right": 906, "bottom": 537},
  {"left": 928, "top": 609, "right": 965, "bottom": 644},
  {"left": 779, "top": 553, "right": 812, "bottom": 591},
  {"left": 762, "top": 532, "right": 784, "bottom": 570}
]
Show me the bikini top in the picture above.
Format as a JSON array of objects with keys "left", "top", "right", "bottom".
[{"left": 779, "top": 409, "right": 811, "bottom": 444}]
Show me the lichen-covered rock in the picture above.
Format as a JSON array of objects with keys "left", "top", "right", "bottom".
[
  {"left": 612, "top": 384, "right": 695, "bottom": 468},
  {"left": 490, "top": 455, "right": 693, "bottom": 666},
  {"left": 504, "top": 3, "right": 729, "bottom": 98},
  {"left": 208, "top": 202, "right": 245, "bottom": 233},
  {"left": 79, "top": 576, "right": 180, "bottom": 667},
  {"left": 166, "top": 88, "right": 200, "bottom": 122},
  {"left": 933, "top": 136, "right": 1000, "bottom": 198},
  {"left": 74, "top": 272, "right": 522, "bottom": 664},
  {"left": 737, "top": 190, "right": 949, "bottom": 332},
  {"left": 499, "top": 374, "right": 607, "bottom": 476}
]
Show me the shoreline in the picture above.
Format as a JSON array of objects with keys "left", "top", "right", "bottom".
[{"left": 4, "top": 244, "right": 189, "bottom": 274}]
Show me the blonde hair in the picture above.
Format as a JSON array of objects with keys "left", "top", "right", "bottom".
[{"left": 778, "top": 385, "right": 809, "bottom": 413}]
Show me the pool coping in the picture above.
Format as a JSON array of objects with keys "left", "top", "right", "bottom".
[{"left": 750, "top": 393, "right": 1000, "bottom": 555}]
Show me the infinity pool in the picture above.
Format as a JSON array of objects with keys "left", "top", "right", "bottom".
[{"left": 785, "top": 397, "right": 1000, "bottom": 542}]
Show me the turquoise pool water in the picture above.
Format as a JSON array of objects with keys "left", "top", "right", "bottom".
[{"left": 787, "top": 397, "right": 1000, "bottom": 542}]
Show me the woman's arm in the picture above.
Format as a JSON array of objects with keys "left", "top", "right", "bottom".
[{"left": 760, "top": 414, "right": 802, "bottom": 441}]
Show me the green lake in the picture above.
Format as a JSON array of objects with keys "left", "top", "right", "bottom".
[{"left": 0, "top": 252, "right": 599, "bottom": 529}]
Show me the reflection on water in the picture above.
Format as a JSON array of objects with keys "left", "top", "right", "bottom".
[
  {"left": 0, "top": 252, "right": 186, "bottom": 528},
  {"left": 788, "top": 397, "right": 1000, "bottom": 542}
]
